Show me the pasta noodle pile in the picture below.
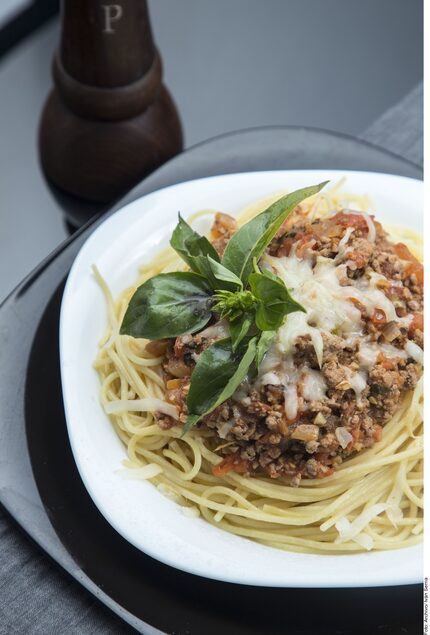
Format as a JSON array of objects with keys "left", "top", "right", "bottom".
[{"left": 93, "top": 181, "right": 423, "bottom": 554}]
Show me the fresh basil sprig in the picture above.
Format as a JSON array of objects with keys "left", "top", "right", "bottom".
[
  {"left": 170, "top": 214, "right": 220, "bottom": 270},
  {"left": 207, "top": 256, "right": 243, "bottom": 290},
  {"left": 212, "top": 289, "right": 257, "bottom": 321},
  {"left": 170, "top": 214, "right": 221, "bottom": 287},
  {"left": 255, "top": 330, "right": 276, "bottom": 370},
  {"left": 120, "top": 181, "right": 328, "bottom": 432},
  {"left": 229, "top": 312, "right": 254, "bottom": 350},
  {"left": 183, "top": 336, "right": 258, "bottom": 433},
  {"left": 222, "top": 182, "right": 327, "bottom": 282},
  {"left": 119, "top": 272, "right": 212, "bottom": 339},
  {"left": 249, "top": 268, "right": 305, "bottom": 331}
]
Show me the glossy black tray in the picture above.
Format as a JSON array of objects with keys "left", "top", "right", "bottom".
[{"left": 0, "top": 127, "right": 423, "bottom": 635}]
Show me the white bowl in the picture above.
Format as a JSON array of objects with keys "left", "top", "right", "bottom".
[{"left": 60, "top": 170, "right": 423, "bottom": 587}]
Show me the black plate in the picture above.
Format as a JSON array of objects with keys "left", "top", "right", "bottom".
[{"left": 0, "top": 127, "right": 423, "bottom": 635}]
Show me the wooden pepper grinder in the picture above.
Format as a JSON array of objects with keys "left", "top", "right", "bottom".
[{"left": 39, "top": 0, "right": 183, "bottom": 207}]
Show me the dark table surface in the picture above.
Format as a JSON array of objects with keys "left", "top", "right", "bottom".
[{"left": 0, "top": 6, "right": 423, "bottom": 635}]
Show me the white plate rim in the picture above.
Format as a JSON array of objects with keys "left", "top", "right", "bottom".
[{"left": 60, "top": 169, "right": 423, "bottom": 588}]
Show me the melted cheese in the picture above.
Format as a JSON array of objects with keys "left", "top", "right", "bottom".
[
  {"left": 267, "top": 254, "right": 363, "bottom": 336},
  {"left": 405, "top": 340, "right": 424, "bottom": 364},
  {"left": 284, "top": 384, "right": 298, "bottom": 420},
  {"left": 345, "top": 368, "right": 367, "bottom": 399},
  {"left": 379, "top": 342, "right": 407, "bottom": 359},
  {"left": 259, "top": 344, "right": 284, "bottom": 374},
  {"left": 262, "top": 251, "right": 412, "bottom": 368},
  {"left": 258, "top": 371, "right": 281, "bottom": 386},
  {"left": 264, "top": 254, "right": 362, "bottom": 363},
  {"left": 256, "top": 247, "right": 417, "bottom": 410},
  {"left": 346, "top": 284, "right": 398, "bottom": 322},
  {"left": 302, "top": 369, "right": 327, "bottom": 401},
  {"left": 357, "top": 342, "right": 379, "bottom": 369},
  {"left": 275, "top": 311, "right": 324, "bottom": 366}
]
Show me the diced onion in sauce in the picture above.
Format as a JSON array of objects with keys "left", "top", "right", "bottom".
[
  {"left": 335, "top": 427, "right": 353, "bottom": 449},
  {"left": 217, "top": 419, "right": 235, "bottom": 439}
]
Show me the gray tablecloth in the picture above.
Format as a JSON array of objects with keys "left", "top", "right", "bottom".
[
  {"left": 0, "top": 82, "right": 423, "bottom": 635},
  {"left": 360, "top": 82, "right": 423, "bottom": 166}
]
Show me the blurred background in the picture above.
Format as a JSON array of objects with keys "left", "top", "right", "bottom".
[{"left": 0, "top": 0, "right": 423, "bottom": 299}]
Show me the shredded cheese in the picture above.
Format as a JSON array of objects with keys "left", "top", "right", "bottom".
[
  {"left": 116, "top": 463, "right": 163, "bottom": 480},
  {"left": 104, "top": 398, "right": 179, "bottom": 419},
  {"left": 335, "top": 226, "right": 355, "bottom": 262},
  {"left": 334, "top": 503, "right": 389, "bottom": 543},
  {"left": 182, "top": 506, "right": 201, "bottom": 518},
  {"left": 261, "top": 248, "right": 412, "bottom": 382}
]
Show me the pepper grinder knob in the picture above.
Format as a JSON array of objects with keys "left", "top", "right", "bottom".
[{"left": 39, "top": 0, "right": 183, "bottom": 204}]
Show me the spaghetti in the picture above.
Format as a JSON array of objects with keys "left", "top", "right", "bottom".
[{"left": 94, "top": 181, "right": 423, "bottom": 554}]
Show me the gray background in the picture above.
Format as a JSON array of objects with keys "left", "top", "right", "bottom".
[
  {"left": 153, "top": 0, "right": 422, "bottom": 145},
  {"left": 0, "top": 0, "right": 423, "bottom": 301}
]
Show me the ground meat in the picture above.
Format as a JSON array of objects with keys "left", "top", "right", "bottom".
[
  {"left": 162, "top": 329, "right": 222, "bottom": 378},
  {"left": 210, "top": 212, "right": 237, "bottom": 255},
  {"left": 155, "top": 207, "right": 423, "bottom": 484},
  {"left": 371, "top": 249, "right": 403, "bottom": 280},
  {"left": 322, "top": 360, "right": 350, "bottom": 388},
  {"left": 156, "top": 414, "right": 178, "bottom": 430},
  {"left": 343, "top": 237, "right": 374, "bottom": 275}
]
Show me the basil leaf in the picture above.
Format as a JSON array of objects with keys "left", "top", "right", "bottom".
[
  {"left": 229, "top": 312, "right": 253, "bottom": 351},
  {"left": 221, "top": 182, "right": 327, "bottom": 282},
  {"left": 188, "top": 254, "right": 219, "bottom": 289},
  {"left": 120, "top": 272, "right": 212, "bottom": 339},
  {"left": 255, "top": 330, "right": 276, "bottom": 370},
  {"left": 257, "top": 266, "right": 280, "bottom": 283},
  {"left": 183, "top": 414, "right": 200, "bottom": 432},
  {"left": 207, "top": 256, "right": 243, "bottom": 290},
  {"left": 249, "top": 270, "right": 305, "bottom": 331},
  {"left": 170, "top": 214, "right": 220, "bottom": 276},
  {"left": 212, "top": 289, "right": 256, "bottom": 322},
  {"left": 183, "top": 336, "right": 257, "bottom": 432}
]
